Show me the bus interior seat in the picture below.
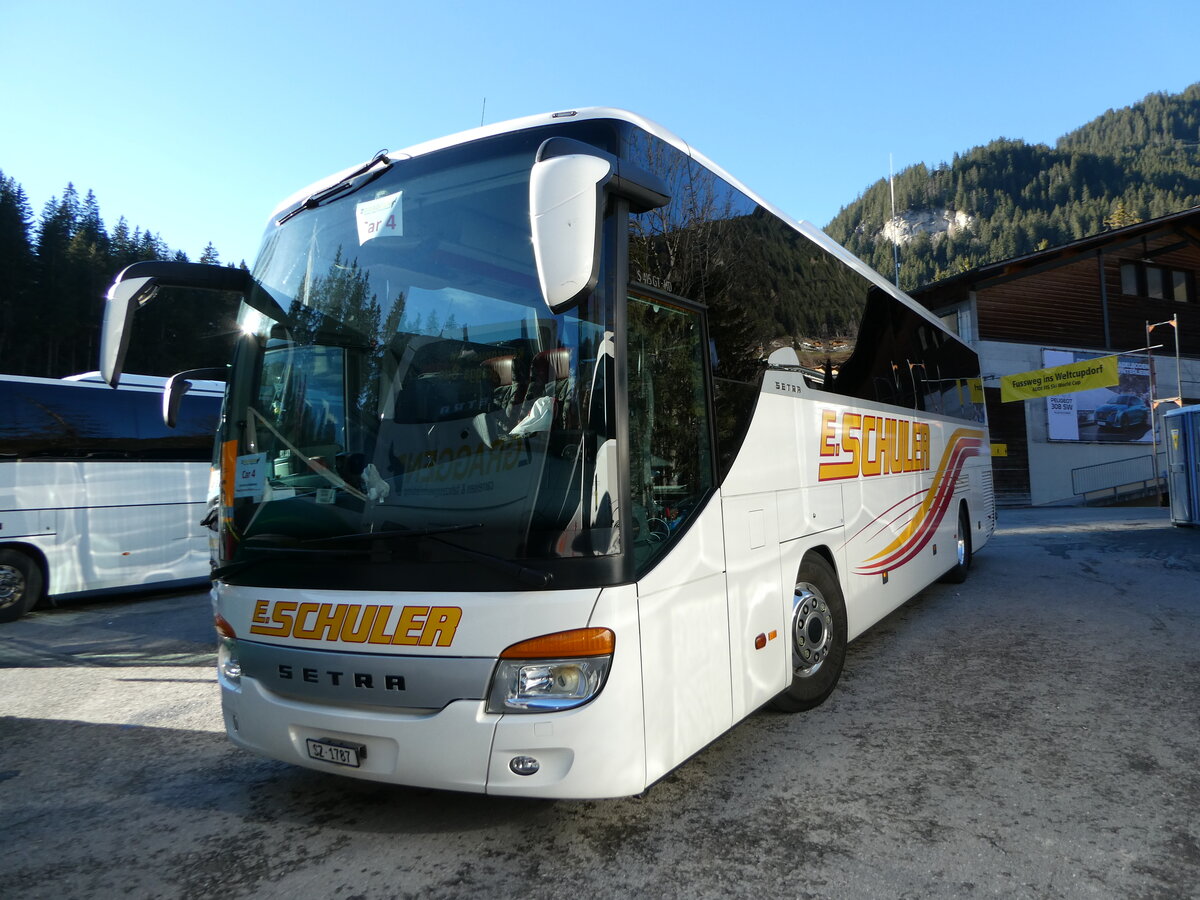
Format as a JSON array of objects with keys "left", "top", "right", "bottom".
[
  {"left": 526, "top": 348, "right": 573, "bottom": 425},
  {"left": 480, "top": 355, "right": 518, "bottom": 414}
]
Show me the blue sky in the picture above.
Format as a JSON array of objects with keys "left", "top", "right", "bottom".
[{"left": 3, "top": 0, "right": 1198, "bottom": 266}]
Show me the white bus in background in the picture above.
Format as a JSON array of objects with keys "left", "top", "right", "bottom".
[
  {"left": 0, "top": 372, "right": 222, "bottom": 622},
  {"left": 100, "top": 108, "right": 994, "bottom": 798}
]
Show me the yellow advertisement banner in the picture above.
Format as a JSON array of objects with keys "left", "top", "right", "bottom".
[
  {"left": 1000, "top": 355, "right": 1119, "bottom": 403},
  {"left": 968, "top": 378, "right": 985, "bottom": 404}
]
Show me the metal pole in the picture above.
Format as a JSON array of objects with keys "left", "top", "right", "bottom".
[
  {"left": 1174, "top": 314, "right": 1182, "bottom": 407},
  {"left": 1147, "top": 320, "right": 1160, "bottom": 498},
  {"left": 890, "top": 154, "right": 900, "bottom": 287}
]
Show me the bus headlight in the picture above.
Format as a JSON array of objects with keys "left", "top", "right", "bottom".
[
  {"left": 488, "top": 657, "right": 610, "bottom": 713},
  {"left": 486, "top": 628, "right": 614, "bottom": 714}
]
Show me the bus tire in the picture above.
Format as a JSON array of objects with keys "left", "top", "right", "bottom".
[
  {"left": 770, "top": 554, "right": 847, "bottom": 713},
  {"left": 0, "top": 549, "right": 43, "bottom": 623},
  {"left": 940, "top": 505, "right": 972, "bottom": 584}
]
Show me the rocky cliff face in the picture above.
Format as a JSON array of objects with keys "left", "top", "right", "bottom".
[{"left": 873, "top": 208, "right": 975, "bottom": 246}]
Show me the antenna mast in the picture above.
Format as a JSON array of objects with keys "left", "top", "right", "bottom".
[{"left": 889, "top": 153, "right": 901, "bottom": 287}]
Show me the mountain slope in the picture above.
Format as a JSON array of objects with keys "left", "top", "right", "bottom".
[{"left": 825, "top": 84, "right": 1200, "bottom": 289}]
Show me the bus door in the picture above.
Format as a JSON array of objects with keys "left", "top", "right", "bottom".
[
  {"left": 722, "top": 489, "right": 786, "bottom": 720},
  {"left": 626, "top": 294, "right": 731, "bottom": 783}
]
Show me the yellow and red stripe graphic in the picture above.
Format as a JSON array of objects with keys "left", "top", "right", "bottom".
[{"left": 852, "top": 428, "right": 985, "bottom": 575}]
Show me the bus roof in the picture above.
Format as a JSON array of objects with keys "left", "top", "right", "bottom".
[{"left": 0, "top": 371, "right": 226, "bottom": 396}]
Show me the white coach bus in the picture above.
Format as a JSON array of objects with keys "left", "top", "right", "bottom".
[
  {"left": 0, "top": 373, "right": 222, "bottom": 621},
  {"left": 99, "top": 108, "right": 994, "bottom": 797}
]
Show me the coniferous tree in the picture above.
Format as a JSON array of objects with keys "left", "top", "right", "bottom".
[
  {"left": 35, "top": 186, "right": 80, "bottom": 374},
  {"left": 0, "top": 171, "right": 37, "bottom": 373},
  {"left": 199, "top": 242, "right": 219, "bottom": 265},
  {"left": 110, "top": 216, "right": 137, "bottom": 271},
  {"left": 64, "top": 189, "right": 111, "bottom": 373}
]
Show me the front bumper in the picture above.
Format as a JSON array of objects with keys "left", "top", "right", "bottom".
[{"left": 220, "top": 666, "right": 648, "bottom": 798}]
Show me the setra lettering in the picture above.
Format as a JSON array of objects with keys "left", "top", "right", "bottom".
[{"left": 274, "top": 664, "right": 404, "bottom": 691}]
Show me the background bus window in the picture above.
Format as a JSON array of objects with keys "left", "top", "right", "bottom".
[
  {"left": 627, "top": 295, "right": 714, "bottom": 570},
  {"left": 0, "top": 380, "right": 219, "bottom": 461}
]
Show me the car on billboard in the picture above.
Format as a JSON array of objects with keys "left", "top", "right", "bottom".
[{"left": 1095, "top": 393, "right": 1150, "bottom": 430}]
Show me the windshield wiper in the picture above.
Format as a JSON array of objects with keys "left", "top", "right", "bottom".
[
  {"left": 213, "top": 528, "right": 471, "bottom": 579},
  {"left": 300, "top": 524, "right": 481, "bottom": 547},
  {"left": 307, "top": 525, "right": 552, "bottom": 587},
  {"left": 216, "top": 524, "right": 553, "bottom": 588},
  {"left": 276, "top": 149, "right": 394, "bottom": 226},
  {"left": 211, "top": 542, "right": 369, "bottom": 579},
  {"left": 423, "top": 535, "right": 553, "bottom": 589}
]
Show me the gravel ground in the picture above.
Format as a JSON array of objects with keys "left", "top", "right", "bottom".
[{"left": 1, "top": 505, "right": 1197, "bottom": 899}]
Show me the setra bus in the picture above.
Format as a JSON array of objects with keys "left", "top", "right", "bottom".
[
  {"left": 99, "top": 108, "right": 993, "bottom": 797},
  {"left": 0, "top": 372, "right": 222, "bottom": 622}
]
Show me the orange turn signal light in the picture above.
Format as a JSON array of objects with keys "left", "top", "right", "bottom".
[
  {"left": 214, "top": 613, "right": 237, "bottom": 639},
  {"left": 499, "top": 627, "right": 615, "bottom": 659}
]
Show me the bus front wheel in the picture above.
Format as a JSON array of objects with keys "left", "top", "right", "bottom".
[
  {"left": 0, "top": 549, "right": 42, "bottom": 623},
  {"left": 771, "top": 554, "right": 847, "bottom": 712}
]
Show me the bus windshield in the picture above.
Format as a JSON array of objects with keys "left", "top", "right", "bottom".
[{"left": 226, "top": 132, "right": 619, "bottom": 588}]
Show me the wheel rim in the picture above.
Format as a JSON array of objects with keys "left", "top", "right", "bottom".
[
  {"left": 0, "top": 564, "right": 24, "bottom": 611},
  {"left": 791, "top": 582, "right": 832, "bottom": 679},
  {"left": 955, "top": 521, "right": 968, "bottom": 567}
]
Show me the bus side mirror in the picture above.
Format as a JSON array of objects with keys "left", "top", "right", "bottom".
[
  {"left": 530, "top": 138, "right": 670, "bottom": 314},
  {"left": 163, "top": 367, "right": 227, "bottom": 428},
  {"left": 529, "top": 153, "right": 612, "bottom": 313},
  {"left": 100, "top": 262, "right": 281, "bottom": 387},
  {"left": 102, "top": 275, "right": 159, "bottom": 388}
]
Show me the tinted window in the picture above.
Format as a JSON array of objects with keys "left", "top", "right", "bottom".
[
  {"left": 627, "top": 131, "right": 846, "bottom": 475},
  {"left": 627, "top": 294, "right": 714, "bottom": 571},
  {"left": 0, "top": 380, "right": 220, "bottom": 461},
  {"left": 625, "top": 130, "right": 984, "bottom": 478},
  {"left": 833, "top": 288, "right": 984, "bottom": 422}
]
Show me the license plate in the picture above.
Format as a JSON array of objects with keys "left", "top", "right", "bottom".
[{"left": 306, "top": 737, "right": 365, "bottom": 768}]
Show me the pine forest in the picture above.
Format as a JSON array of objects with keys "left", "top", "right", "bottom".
[
  {"left": 827, "top": 84, "right": 1200, "bottom": 290},
  {"left": 0, "top": 177, "right": 243, "bottom": 379}
]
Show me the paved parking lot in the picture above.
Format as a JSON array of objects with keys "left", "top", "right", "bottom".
[{"left": 1, "top": 506, "right": 1198, "bottom": 899}]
